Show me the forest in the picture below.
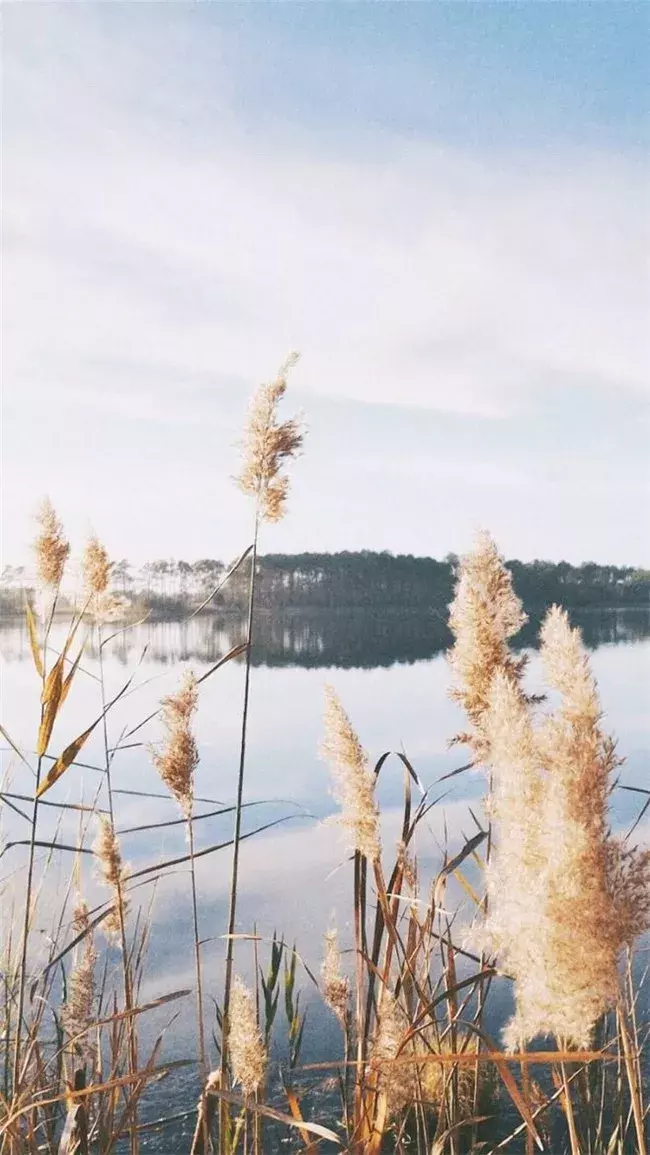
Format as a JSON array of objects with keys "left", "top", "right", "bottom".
[{"left": 1, "top": 551, "right": 649, "bottom": 617}]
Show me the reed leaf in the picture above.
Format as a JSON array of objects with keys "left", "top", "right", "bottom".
[{"left": 25, "top": 600, "right": 44, "bottom": 678}]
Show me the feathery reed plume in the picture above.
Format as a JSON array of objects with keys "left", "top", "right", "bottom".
[
  {"left": 448, "top": 531, "right": 527, "bottom": 760},
  {"left": 322, "top": 685, "right": 381, "bottom": 862},
  {"left": 527, "top": 606, "right": 650, "bottom": 1048},
  {"left": 229, "top": 977, "right": 267, "bottom": 1096},
  {"left": 83, "top": 534, "right": 129, "bottom": 623},
  {"left": 150, "top": 670, "right": 199, "bottom": 818},
  {"left": 82, "top": 536, "right": 111, "bottom": 596},
  {"left": 33, "top": 497, "right": 69, "bottom": 588},
  {"left": 321, "top": 927, "right": 349, "bottom": 1026},
  {"left": 62, "top": 901, "right": 97, "bottom": 1064},
  {"left": 370, "top": 994, "right": 412, "bottom": 1117},
  {"left": 480, "top": 670, "right": 550, "bottom": 1047},
  {"left": 94, "top": 817, "right": 129, "bottom": 941},
  {"left": 235, "top": 352, "right": 304, "bottom": 523}
]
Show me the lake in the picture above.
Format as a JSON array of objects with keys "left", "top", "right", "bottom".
[{"left": 1, "top": 606, "right": 649, "bottom": 1149}]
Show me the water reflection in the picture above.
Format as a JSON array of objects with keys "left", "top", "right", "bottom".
[{"left": 1, "top": 606, "right": 648, "bottom": 669}]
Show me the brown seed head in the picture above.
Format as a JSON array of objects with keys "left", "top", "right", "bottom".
[
  {"left": 33, "top": 498, "right": 70, "bottom": 588},
  {"left": 93, "top": 817, "right": 129, "bottom": 941},
  {"left": 235, "top": 353, "right": 304, "bottom": 523},
  {"left": 322, "top": 685, "right": 381, "bottom": 862},
  {"left": 150, "top": 670, "right": 199, "bottom": 816},
  {"left": 83, "top": 536, "right": 112, "bottom": 596},
  {"left": 229, "top": 977, "right": 267, "bottom": 1096}
]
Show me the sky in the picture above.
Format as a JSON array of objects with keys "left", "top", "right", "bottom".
[{"left": 2, "top": 1, "right": 649, "bottom": 568}]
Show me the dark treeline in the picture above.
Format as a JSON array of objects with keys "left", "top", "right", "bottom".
[
  {"left": 230, "top": 552, "right": 650, "bottom": 613},
  {"left": 1, "top": 551, "right": 649, "bottom": 618}
]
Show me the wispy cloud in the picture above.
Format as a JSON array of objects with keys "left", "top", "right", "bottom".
[{"left": 2, "top": 4, "right": 648, "bottom": 562}]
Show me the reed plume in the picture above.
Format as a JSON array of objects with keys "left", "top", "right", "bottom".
[
  {"left": 33, "top": 497, "right": 69, "bottom": 588},
  {"left": 62, "top": 901, "right": 97, "bottom": 1064},
  {"left": 480, "top": 605, "right": 650, "bottom": 1049},
  {"left": 235, "top": 352, "right": 304, "bottom": 523},
  {"left": 322, "top": 685, "right": 381, "bottom": 862},
  {"left": 150, "top": 670, "right": 199, "bottom": 818},
  {"left": 321, "top": 927, "right": 349, "bottom": 1026},
  {"left": 94, "top": 816, "right": 129, "bottom": 941},
  {"left": 448, "top": 531, "right": 527, "bottom": 760},
  {"left": 370, "top": 994, "right": 412, "bottom": 1117},
  {"left": 480, "top": 670, "right": 551, "bottom": 1048},
  {"left": 531, "top": 606, "right": 650, "bottom": 1048},
  {"left": 82, "top": 536, "right": 111, "bottom": 596},
  {"left": 229, "top": 977, "right": 267, "bottom": 1096}
]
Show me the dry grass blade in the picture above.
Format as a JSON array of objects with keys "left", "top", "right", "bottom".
[
  {"left": 125, "top": 813, "right": 305, "bottom": 881},
  {"left": 0, "top": 723, "right": 34, "bottom": 774},
  {"left": 432, "top": 830, "right": 487, "bottom": 907},
  {"left": 37, "top": 651, "right": 148, "bottom": 797},
  {"left": 187, "top": 544, "right": 254, "bottom": 620},
  {"left": 1, "top": 1060, "right": 194, "bottom": 1132},
  {"left": 199, "top": 1087, "right": 341, "bottom": 1144},
  {"left": 25, "top": 600, "right": 44, "bottom": 678}
]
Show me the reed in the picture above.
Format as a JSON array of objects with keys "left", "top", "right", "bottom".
[{"left": 2, "top": 419, "right": 648, "bottom": 1153}]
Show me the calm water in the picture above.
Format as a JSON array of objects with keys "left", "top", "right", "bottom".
[{"left": 1, "top": 608, "right": 649, "bottom": 1149}]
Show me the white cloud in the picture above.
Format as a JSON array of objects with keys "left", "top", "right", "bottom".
[
  {"left": 2, "top": 7, "right": 648, "bottom": 564},
  {"left": 3, "top": 15, "right": 648, "bottom": 423}
]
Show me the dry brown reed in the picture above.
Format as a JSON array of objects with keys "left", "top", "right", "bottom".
[
  {"left": 229, "top": 977, "right": 267, "bottom": 1096},
  {"left": 322, "top": 684, "right": 381, "bottom": 862},
  {"left": 82, "top": 536, "right": 111, "bottom": 596},
  {"left": 533, "top": 606, "right": 650, "bottom": 1047},
  {"left": 150, "top": 670, "right": 199, "bottom": 818},
  {"left": 34, "top": 498, "right": 70, "bottom": 588},
  {"left": 235, "top": 352, "right": 304, "bottom": 523},
  {"left": 93, "top": 816, "right": 129, "bottom": 941}
]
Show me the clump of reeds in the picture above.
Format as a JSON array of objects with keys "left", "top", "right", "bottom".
[
  {"left": 93, "top": 816, "right": 129, "bottom": 941},
  {"left": 451, "top": 544, "right": 650, "bottom": 1050},
  {"left": 322, "top": 685, "right": 381, "bottom": 862},
  {"left": 447, "top": 530, "right": 527, "bottom": 760},
  {"left": 235, "top": 352, "right": 304, "bottom": 524},
  {"left": 34, "top": 497, "right": 70, "bottom": 589}
]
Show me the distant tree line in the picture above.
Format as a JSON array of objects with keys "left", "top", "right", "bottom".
[{"left": 1, "top": 551, "right": 649, "bottom": 618}]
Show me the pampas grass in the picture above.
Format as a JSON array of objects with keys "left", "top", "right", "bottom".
[{"left": 4, "top": 450, "right": 649, "bottom": 1154}]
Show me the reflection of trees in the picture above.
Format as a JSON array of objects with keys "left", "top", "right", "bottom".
[{"left": 2, "top": 608, "right": 649, "bottom": 671}]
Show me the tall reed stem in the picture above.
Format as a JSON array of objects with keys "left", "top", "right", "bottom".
[
  {"left": 188, "top": 814, "right": 206, "bottom": 1080},
  {"left": 98, "top": 625, "right": 139, "bottom": 1155},
  {"left": 12, "top": 592, "right": 58, "bottom": 1094},
  {"left": 220, "top": 519, "right": 259, "bottom": 1147}
]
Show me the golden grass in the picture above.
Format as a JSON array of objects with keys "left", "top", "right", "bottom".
[{"left": 2, "top": 394, "right": 649, "bottom": 1155}]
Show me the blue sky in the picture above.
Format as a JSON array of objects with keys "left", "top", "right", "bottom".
[{"left": 3, "top": 2, "right": 649, "bottom": 568}]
